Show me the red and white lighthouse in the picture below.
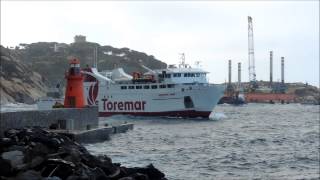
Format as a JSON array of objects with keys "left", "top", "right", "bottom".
[{"left": 64, "top": 58, "right": 85, "bottom": 108}]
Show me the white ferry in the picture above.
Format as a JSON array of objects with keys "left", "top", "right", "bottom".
[{"left": 82, "top": 56, "right": 225, "bottom": 118}]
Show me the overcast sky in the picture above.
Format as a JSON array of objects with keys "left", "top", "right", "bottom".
[{"left": 1, "top": 1, "right": 319, "bottom": 86}]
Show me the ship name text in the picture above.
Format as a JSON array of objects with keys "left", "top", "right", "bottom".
[{"left": 101, "top": 98, "right": 146, "bottom": 111}]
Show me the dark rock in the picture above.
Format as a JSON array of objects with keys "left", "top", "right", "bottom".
[
  {"left": 46, "top": 158, "right": 76, "bottom": 168},
  {"left": 7, "top": 145, "right": 26, "bottom": 151},
  {"left": 4, "top": 129, "right": 20, "bottom": 138},
  {"left": 0, "top": 157, "right": 13, "bottom": 176},
  {"left": 125, "top": 164, "right": 165, "bottom": 180},
  {"left": 66, "top": 175, "right": 84, "bottom": 180},
  {"left": 15, "top": 170, "right": 42, "bottom": 180},
  {"left": 2, "top": 128, "right": 167, "bottom": 180},
  {"left": 119, "top": 177, "right": 134, "bottom": 180},
  {"left": 41, "top": 159, "right": 75, "bottom": 179},
  {"left": 29, "top": 156, "right": 44, "bottom": 168},
  {"left": 32, "top": 143, "right": 50, "bottom": 155},
  {"left": 1, "top": 150, "right": 24, "bottom": 168},
  {"left": 0, "top": 138, "right": 15, "bottom": 151},
  {"left": 44, "top": 177, "right": 62, "bottom": 180},
  {"left": 91, "top": 167, "right": 110, "bottom": 180},
  {"left": 131, "top": 173, "right": 149, "bottom": 180},
  {"left": 16, "top": 163, "right": 29, "bottom": 171}
]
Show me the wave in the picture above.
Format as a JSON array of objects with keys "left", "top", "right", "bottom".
[{"left": 209, "top": 112, "right": 227, "bottom": 120}]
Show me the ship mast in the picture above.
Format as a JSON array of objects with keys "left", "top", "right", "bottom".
[
  {"left": 179, "top": 53, "right": 188, "bottom": 68},
  {"left": 93, "top": 46, "right": 98, "bottom": 69}
]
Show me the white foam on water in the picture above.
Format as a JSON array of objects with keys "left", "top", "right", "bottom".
[{"left": 209, "top": 112, "right": 227, "bottom": 120}]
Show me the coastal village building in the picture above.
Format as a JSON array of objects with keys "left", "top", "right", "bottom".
[{"left": 54, "top": 43, "right": 68, "bottom": 52}]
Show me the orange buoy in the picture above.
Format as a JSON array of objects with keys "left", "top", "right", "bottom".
[{"left": 64, "top": 58, "right": 85, "bottom": 108}]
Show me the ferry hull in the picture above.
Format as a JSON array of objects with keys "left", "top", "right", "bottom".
[
  {"left": 99, "top": 110, "right": 212, "bottom": 118},
  {"left": 84, "top": 82, "right": 224, "bottom": 118},
  {"left": 83, "top": 67, "right": 225, "bottom": 119}
]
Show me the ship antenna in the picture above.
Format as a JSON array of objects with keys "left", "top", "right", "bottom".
[
  {"left": 93, "top": 46, "right": 98, "bottom": 69},
  {"left": 195, "top": 61, "right": 201, "bottom": 68},
  {"left": 179, "top": 53, "right": 186, "bottom": 68}
]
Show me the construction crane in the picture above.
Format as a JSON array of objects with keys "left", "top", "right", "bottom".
[{"left": 248, "top": 16, "right": 258, "bottom": 91}]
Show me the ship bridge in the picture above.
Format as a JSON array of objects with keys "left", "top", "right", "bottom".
[{"left": 149, "top": 67, "right": 209, "bottom": 84}]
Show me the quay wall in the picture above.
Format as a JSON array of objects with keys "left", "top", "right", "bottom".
[
  {"left": 245, "top": 93, "right": 296, "bottom": 103},
  {"left": 0, "top": 107, "right": 98, "bottom": 137},
  {"left": 51, "top": 124, "right": 134, "bottom": 143}
]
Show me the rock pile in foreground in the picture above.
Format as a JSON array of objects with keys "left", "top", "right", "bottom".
[{"left": 0, "top": 128, "right": 167, "bottom": 180}]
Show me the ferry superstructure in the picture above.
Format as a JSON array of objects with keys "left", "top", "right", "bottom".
[{"left": 82, "top": 59, "right": 225, "bottom": 118}]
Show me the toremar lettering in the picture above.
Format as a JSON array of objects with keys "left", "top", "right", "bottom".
[{"left": 102, "top": 98, "right": 146, "bottom": 111}]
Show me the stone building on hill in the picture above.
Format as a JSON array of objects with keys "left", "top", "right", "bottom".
[{"left": 74, "top": 35, "right": 86, "bottom": 43}]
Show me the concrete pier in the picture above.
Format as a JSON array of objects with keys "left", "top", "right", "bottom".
[
  {"left": 0, "top": 107, "right": 98, "bottom": 137},
  {"left": 54, "top": 123, "right": 134, "bottom": 143}
]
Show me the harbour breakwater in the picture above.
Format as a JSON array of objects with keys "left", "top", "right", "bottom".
[
  {"left": 0, "top": 107, "right": 134, "bottom": 143},
  {"left": 0, "top": 107, "right": 99, "bottom": 137},
  {"left": 0, "top": 127, "right": 167, "bottom": 180}
]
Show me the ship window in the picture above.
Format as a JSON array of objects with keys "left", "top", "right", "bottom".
[
  {"left": 158, "top": 74, "right": 164, "bottom": 78},
  {"left": 191, "top": 73, "right": 195, "bottom": 77},
  {"left": 184, "top": 73, "right": 188, "bottom": 77},
  {"left": 160, "top": 84, "right": 166, "bottom": 88},
  {"left": 151, "top": 85, "right": 157, "bottom": 89},
  {"left": 129, "top": 86, "right": 134, "bottom": 89},
  {"left": 165, "top": 74, "right": 171, "bottom": 78},
  {"left": 136, "top": 86, "right": 142, "bottom": 89},
  {"left": 168, "top": 84, "right": 175, "bottom": 88},
  {"left": 173, "top": 73, "right": 181, "bottom": 77},
  {"left": 196, "top": 73, "right": 200, "bottom": 77},
  {"left": 121, "top": 86, "right": 127, "bottom": 90},
  {"left": 144, "top": 85, "right": 150, "bottom": 89}
]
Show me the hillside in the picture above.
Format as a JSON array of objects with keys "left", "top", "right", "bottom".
[
  {"left": 0, "top": 46, "right": 48, "bottom": 104},
  {"left": 1, "top": 41, "right": 318, "bottom": 105},
  {"left": 16, "top": 42, "right": 167, "bottom": 87},
  {"left": 0, "top": 41, "right": 166, "bottom": 104}
]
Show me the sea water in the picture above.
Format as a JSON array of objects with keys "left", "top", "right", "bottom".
[
  {"left": 85, "top": 104, "right": 320, "bottom": 179},
  {"left": 2, "top": 103, "right": 319, "bottom": 179}
]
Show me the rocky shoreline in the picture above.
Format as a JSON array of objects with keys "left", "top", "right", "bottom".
[{"left": 0, "top": 127, "right": 167, "bottom": 180}]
